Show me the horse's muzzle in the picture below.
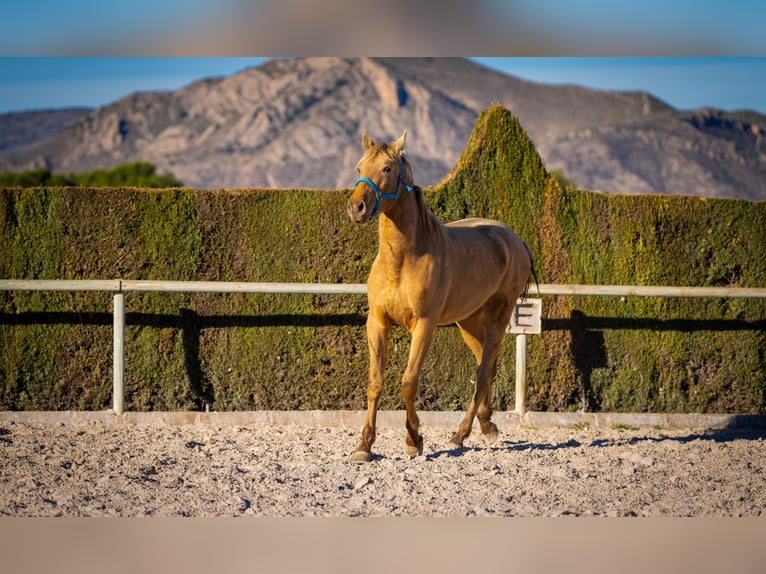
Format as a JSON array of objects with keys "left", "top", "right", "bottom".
[{"left": 347, "top": 198, "right": 369, "bottom": 223}]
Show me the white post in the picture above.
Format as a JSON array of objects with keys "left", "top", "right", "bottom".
[
  {"left": 113, "top": 291, "right": 125, "bottom": 415},
  {"left": 515, "top": 334, "right": 527, "bottom": 417}
]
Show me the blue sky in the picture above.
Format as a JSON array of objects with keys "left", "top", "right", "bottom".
[
  {"left": 2, "top": 1, "right": 765, "bottom": 57},
  {"left": 477, "top": 58, "right": 766, "bottom": 113},
  {"left": 0, "top": 58, "right": 764, "bottom": 115},
  {"left": 0, "top": 58, "right": 263, "bottom": 113},
  {"left": 1, "top": 1, "right": 764, "bottom": 114}
]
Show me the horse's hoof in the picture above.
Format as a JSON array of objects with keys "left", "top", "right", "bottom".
[
  {"left": 483, "top": 423, "right": 499, "bottom": 445},
  {"left": 349, "top": 450, "right": 373, "bottom": 463},
  {"left": 405, "top": 444, "right": 423, "bottom": 458},
  {"left": 448, "top": 434, "right": 463, "bottom": 449},
  {"left": 405, "top": 435, "right": 424, "bottom": 458}
]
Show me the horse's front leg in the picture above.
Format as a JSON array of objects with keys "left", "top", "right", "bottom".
[
  {"left": 350, "top": 311, "right": 390, "bottom": 463},
  {"left": 401, "top": 319, "right": 436, "bottom": 457}
]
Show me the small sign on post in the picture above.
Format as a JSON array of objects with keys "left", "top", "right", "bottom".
[
  {"left": 508, "top": 298, "right": 542, "bottom": 417},
  {"left": 508, "top": 298, "right": 542, "bottom": 335}
]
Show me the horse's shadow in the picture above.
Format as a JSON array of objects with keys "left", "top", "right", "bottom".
[
  {"left": 586, "top": 427, "right": 766, "bottom": 448},
  {"left": 422, "top": 427, "right": 766, "bottom": 460},
  {"left": 426, "top": 437, "right": 584, "bottom": 459}
]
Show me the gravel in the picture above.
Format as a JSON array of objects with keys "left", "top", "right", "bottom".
[{"left": 1, "top": 420, "right": 764, "bottom": 517}]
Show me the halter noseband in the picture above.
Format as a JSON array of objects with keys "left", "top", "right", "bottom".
[{"left": 354, "top": 159, "right": 413, "bottom": 219}]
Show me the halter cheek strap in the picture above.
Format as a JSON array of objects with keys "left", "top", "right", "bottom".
[{"left": 354, "top": 160, "right": 413, "bottom": 219}]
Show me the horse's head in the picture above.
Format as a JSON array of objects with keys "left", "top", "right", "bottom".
[{"left": 347, "top": 130, "right": 412, "bottom": 223}]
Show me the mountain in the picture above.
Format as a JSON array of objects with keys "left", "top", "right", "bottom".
[
  {"left": 0, "top": 108, "right": 92, "bottom": 155},
  {"left": 1, "top": 57, "right": 764, "bottom": 200}
]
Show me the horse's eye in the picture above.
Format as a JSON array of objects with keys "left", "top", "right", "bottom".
[
  {"left": 383, "top": 166, "right": 392, "bottom": 173},
  {"left": 356, "top": 168, "right": 360, "bottom": 174}
]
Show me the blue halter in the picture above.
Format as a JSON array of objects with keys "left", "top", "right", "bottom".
[{"left": 354, "top": 159, "right": 413, "bottom": 219}]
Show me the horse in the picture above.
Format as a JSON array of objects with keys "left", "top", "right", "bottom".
[{"left": 346, "top": 130, "right": 536, "bottom": 463}]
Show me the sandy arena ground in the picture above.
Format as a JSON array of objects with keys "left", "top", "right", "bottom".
[{"left": 1, "top": 416, "right": 764, "bottom": 517}]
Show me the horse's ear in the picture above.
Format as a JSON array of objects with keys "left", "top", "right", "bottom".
[
  {"left": 362, "top": 131, "right": 374, "bottom": 151},
  {"left": 391, "top": 130, "right": 406, "bottom": 154}
]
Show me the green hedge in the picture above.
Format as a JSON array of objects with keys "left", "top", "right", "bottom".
[{"left": 2, "top": 105, "right": 764, "bottom": 413}]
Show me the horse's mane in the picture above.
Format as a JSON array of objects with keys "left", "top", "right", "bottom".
[
  {"left": 368, "top": 142, "right": 443, "bottom": 240},
  {"left": 412, "top": 184, "right": 442, "bottom": 237},
  {"left": 400, "top": 155, "right": 443, "bottom": 240},
  {"left": 394, "top": 145, "right": 539, "bottom": 295}
]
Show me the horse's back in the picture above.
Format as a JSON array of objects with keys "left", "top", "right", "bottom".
[
  {"left": 445, "top": 217, "right": 531, "bottom": 287},
  {"left": 447, "top": 217, "right": 507, "bottom": 229},
  {"left": 446, "top": 217, "right": 525, "bottom": 253},
  {"left": 447, "top": 217, "right": 519, "bottom": 240},
  {"left": 413, "top": 216, "right": 529, "bottom": 326}
]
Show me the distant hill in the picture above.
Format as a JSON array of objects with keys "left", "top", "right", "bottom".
[
  {"left": 1, "top": 58, "right": 764, "bottom": 200},
  {"left": 0, "top": 108, "right": 92, "bottom": 155}
]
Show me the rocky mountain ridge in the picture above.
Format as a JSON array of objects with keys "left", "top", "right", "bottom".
[
  {"left": 0, "top": 108, "right": 92, "bottom": 155},
  {"left": 1, "top": 57, "right": 764, "bottom": 200}
]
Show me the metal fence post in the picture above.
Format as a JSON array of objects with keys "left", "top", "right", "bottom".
[
  {"left": 515, "top": 334, "right": 527, "bottom": 417},
  {"left": 113, "top": 290, "right": 125, "bottom": 415}
]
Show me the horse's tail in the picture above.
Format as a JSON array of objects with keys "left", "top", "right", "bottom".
[{"left": 521, "top": 241, "right": 540, "bottom": 300}]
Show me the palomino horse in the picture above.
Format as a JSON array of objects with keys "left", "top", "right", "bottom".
[{"left": 346, "top": 130, "right": 535, "bottom": 462}]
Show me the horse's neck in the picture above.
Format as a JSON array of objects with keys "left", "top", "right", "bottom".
[{"left": 377, "top": 188, "right": 442, "bottom": 259}]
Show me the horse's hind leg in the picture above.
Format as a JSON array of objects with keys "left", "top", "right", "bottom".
[
  {"left": 449, "top": 339, "right": 503, "bottom": 448},
  {"left": 451, "top": 302, "right": 508, "bottom": 448},
  {"left": 477, "top": 357, "right": 500, "bottom": 444},
  {"left": 453, "top": 314, "right": 483, "bottom": 447}
]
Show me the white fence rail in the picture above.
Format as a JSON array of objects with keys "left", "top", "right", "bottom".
[
  {"left": 4, "top": 279, "right": 766, "bottom": 298},
  {"left": 1, "top": 280, "right": 765, "bottom": 415}
]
